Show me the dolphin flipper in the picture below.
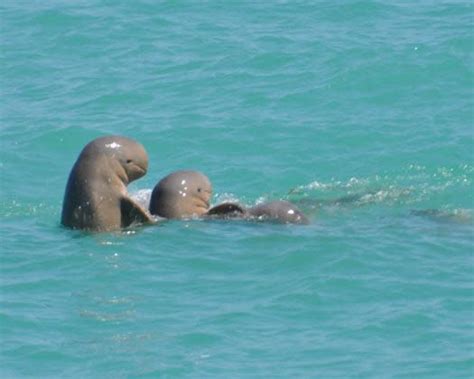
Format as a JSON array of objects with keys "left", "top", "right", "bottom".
[{"left": 121, "top": 196, "right": 154, "bottom": 227}]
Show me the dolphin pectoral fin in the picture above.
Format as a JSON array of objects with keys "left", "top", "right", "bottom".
[
  {"left": 120, "top": 196, "right": 154, "bottom": 227},
  {"left": 206, "top": 202, "right": 246, "bottom": 218}
]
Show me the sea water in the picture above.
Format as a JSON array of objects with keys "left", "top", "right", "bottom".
[{"left": 1, "top": 1, "right": 473, "bottom": 378}]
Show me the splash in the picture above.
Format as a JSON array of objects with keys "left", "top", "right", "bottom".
[
  {"left": 287, "top": 164, "right": 473, "bottom": 213},
  {"left": 130, "top": 189, "right": 152, "bottom": 210}
]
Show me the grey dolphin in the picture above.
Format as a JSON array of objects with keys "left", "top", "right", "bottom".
[
  {"left": 61, "top": 135, "right": 154, "bottom": 232},
  {"left": 207, "top": 200, "right": 309, "bottom": 224},
  {"left": 149, "top": 170, "right": 212, "bottom": 219},
  {"left": 247, "top": 200, "right": 310, "bottom": 224}
]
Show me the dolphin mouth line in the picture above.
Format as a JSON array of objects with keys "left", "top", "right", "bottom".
[
  {"left": 194, "top": 199, "right": 210, "bottom": 211},
  {"left": 132, "top": 163, "right": 147, "bottom": 176}
]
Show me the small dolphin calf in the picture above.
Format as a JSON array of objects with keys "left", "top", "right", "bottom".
[{"left": 61, "top": 135, "right": 154, "bottom": 232}]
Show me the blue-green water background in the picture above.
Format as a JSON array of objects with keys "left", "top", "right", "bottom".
[{"left": 1, "top": 1, "right": 473, "bottom": 377}]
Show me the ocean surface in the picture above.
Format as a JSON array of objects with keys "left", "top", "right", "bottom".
[{"left": 1, "top": 1, "right": 473, "bottom": 378}]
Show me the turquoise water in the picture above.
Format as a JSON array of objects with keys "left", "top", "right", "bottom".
[{"left": 1, "top": 1, "right": 473, "bottom": 377}]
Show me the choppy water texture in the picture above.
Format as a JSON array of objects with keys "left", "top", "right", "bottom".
[{"left": 1, "top": 1, "right": 473, "bottom": 378}]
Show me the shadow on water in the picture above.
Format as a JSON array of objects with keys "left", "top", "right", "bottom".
[{"left": 409, "top": 209, "right": 473, "bottom": 225}]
